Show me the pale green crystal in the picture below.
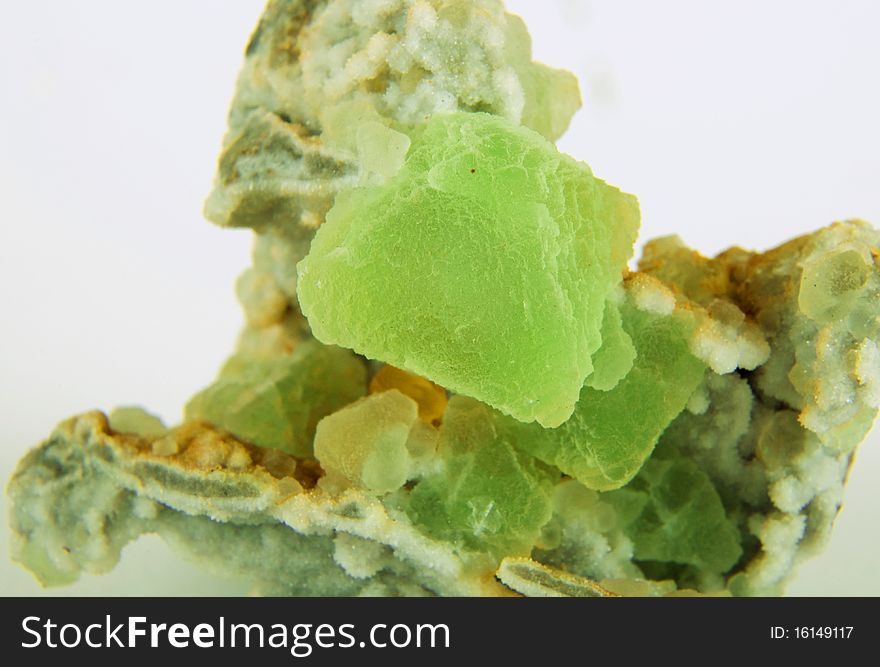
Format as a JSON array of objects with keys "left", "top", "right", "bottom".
[
  {"left": 297, "top": 111, "right": 639, "bottom": 427},
  {"left": 637, "top": 220, "right": 880, "bottom": 594},
  {"left": 583, "top": 300, "right": 636, "bottom": 392},
  {"left": 507, "top": 301, "right": 705, "bottom": 490},
  {"left": 640, "top": 221, "right": 880, "bottom": 443},
  {"left": 405, "top": 396, "right": 557, "bottom": 559},
  {"left": 533, "top": 480, "right": 642, "bottom": 582},
  {"left": 314, "top": 390, "right": 418, "bottom": 493},
  {"left": 604, "top": 457, "right": 743, "bottom": 575},
  {"left": 206, "top": 0, "right": 581, "bottom": 232},
  {"left": 658, "top": 372, "right": 765, "bottom": 509},
  {"left": 108, "top": 406, "right": 168, "bottom": 439},
  {"left": 186, "top": 343, "right": 366, "bottom": 457}
]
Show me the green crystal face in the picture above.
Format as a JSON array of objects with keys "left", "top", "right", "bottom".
[
  {"left": 503, "top": 301, "right": 705, "bottom": 490},
  {"left": 185, "top": 343, "right": 366, "bottom": 457},
  {"left": 405, "top": 396, "right": 557, "bottom": 559},
  {"left": 605, "top": 458, "right": 743, "bottom": 575},
  {"left": 297, "top": 111, "right": 639, "bottom": 427}
]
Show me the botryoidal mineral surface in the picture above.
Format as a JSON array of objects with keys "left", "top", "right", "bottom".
[{"left": 8, "top": 0, "right": 879, "bottom": 597}]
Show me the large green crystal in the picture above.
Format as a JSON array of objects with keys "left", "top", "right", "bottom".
[{"left": 297, "top": 111, "right": 639, "bottom": 427}]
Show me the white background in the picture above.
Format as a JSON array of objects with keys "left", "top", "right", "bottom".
[{"left": 0, "top": 1, "right": 878, "bottom": 595}]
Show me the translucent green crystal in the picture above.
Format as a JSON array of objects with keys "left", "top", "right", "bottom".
[
  {"left": 405, "top": 396, "right": 557, "bottom": 559},
  {"left": 605, "top": 458, "right": 743, "bottom": 575},
  {"left": 297, "top": 111, "right": 639, "bottom": 427},
  {"left": 186, "top": 343, "right": 366, "bottom": 457},
  {"left": 583, "top": 300, "right": 636, "bottom": 391},
  {"left": 799, "top": 248, "right": 872, "bottom": 323},
  {"left": 507, "top": 302, "right": 705, "bottom": 490}
]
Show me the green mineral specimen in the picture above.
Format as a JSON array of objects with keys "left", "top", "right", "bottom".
[
  {"left": 6, "top": 0, "right": 879, "bottom": 599},
  {"left": 205, "top": 0, "right": 581, "bottom": 232},
  {"left": 297, "top": 111, "right": 639, "bottom": 427}
]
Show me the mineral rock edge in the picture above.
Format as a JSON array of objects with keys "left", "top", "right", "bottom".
[{"left": 7, "top": 0, "right": 879, "bottom": 597}]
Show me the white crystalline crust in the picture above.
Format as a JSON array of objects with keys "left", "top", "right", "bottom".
[
  {"left": 205, "top": 0, "right": 580, "bottom": 232},
  {"left": 8, "top": 413, "right": 508, "bottom": 596},
  {"left": 633, "top": 221, "right": 880, "bottom": 595}
]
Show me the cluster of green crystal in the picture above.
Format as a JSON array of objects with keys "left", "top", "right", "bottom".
[
  {"left": 637, "top": 222, "right": 880, "bottom": 594},
  {"left": 197, "top": 0, "right": 591, "bottom": 422},
  {"left": 506, "top": 301, "right": 705, "bottom": 490},
  {"left": 7, "top": 0, "right": 879, "bottom": 597}
]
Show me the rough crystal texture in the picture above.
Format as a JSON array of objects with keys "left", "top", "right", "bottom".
[
  {"left": 203, "top": 0, "right": 586, "bottom": 409},
  {"left": 507, "top": 298, "right": 705, "bottom": 490},
  {"left": 7, "top": 413, "right": 500, "bottom": 595},
  {"left": 297, "top": 111, "right": 639, "bottom": 427},
  {"left": 205, "top": 0, "right": 580, "bottom": 235},
  {"left": 637, "top": 220, "right": 880, "bottom": 595},
  {"left": 604, "top": 458, "right": 743, "bottom": 575},
  {"left": 583, "top": 300, "right": 636, "bottom": 391}
]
